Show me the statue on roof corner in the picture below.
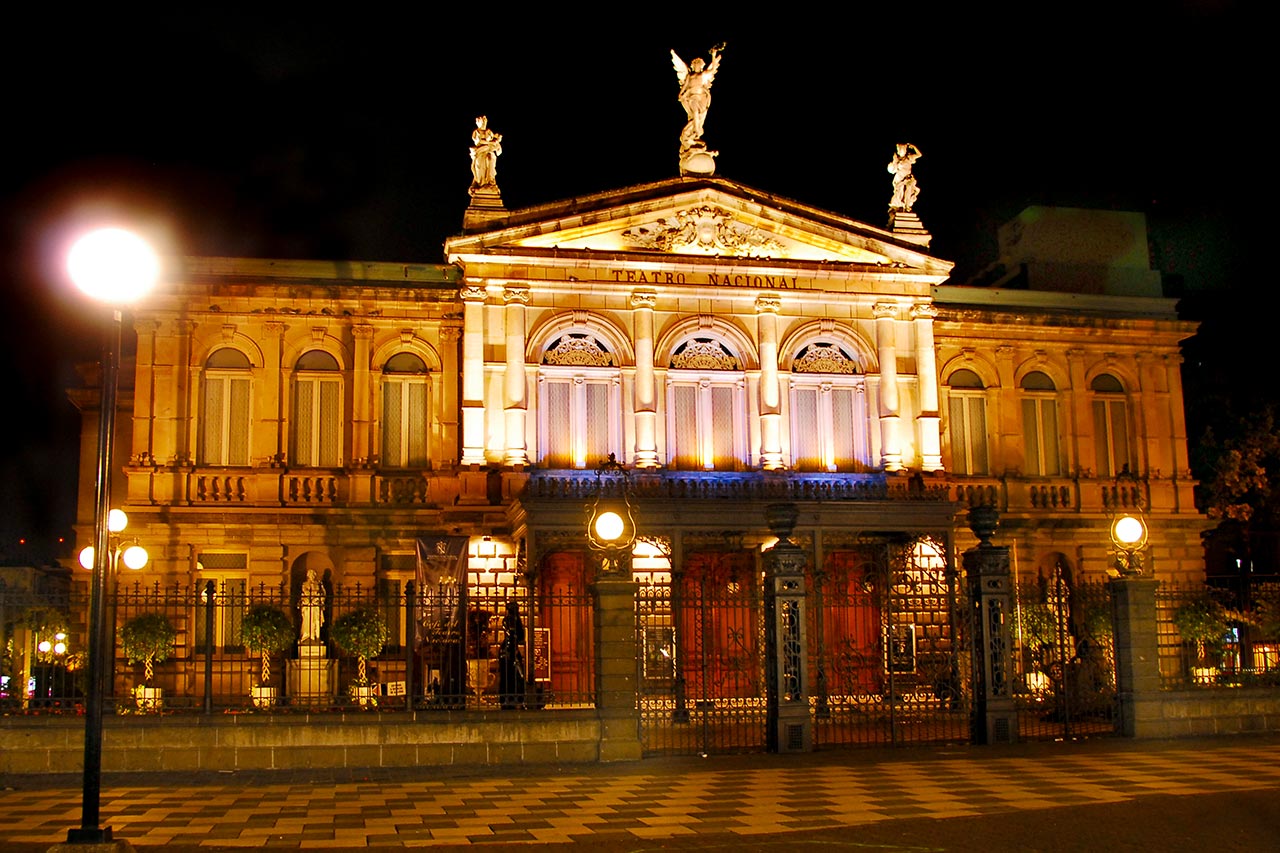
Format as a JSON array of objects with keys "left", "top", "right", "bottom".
[
  {"left": 887, "top": 142, "right": 923, "bottom": 211},
  {"left": 671, "top": 43, "right": 725, "bottom": 176},
  {"left": 469, "top": 116, "right": 502, "bottom": 197}
]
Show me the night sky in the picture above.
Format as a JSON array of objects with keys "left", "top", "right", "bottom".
[{"left": 0, "top": 8, "right": 1255, "bottom": 560}]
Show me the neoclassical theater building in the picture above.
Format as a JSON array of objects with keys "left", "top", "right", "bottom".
[{"left": 67, "top": 134, "right": 1208, "bottom": 727}]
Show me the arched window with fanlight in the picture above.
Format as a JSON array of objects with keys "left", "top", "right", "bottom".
[
  {"left": 1021, "top": 370, "right": 1061, "bottom": 476},
  {"left": 537, "top": 333, "right": 621, "bottom": 469},
  {"left": 292, "top": 350, "right": 342, "bottom": 468},
  {"left": 666, "top": 336, "right": 746, "bottom": 471},
  {"left": 946, "top": 368, "right": 989, "bottom": 475},
  {"left": 200, "top": 347, "right": 252, "bottom": 466},
  {"left": 787, "top": 342, "right": 870, "bottom": 471},
  {"left": 381, "top": 352, "right": 430, "bottom": 469},
  {"left": 1092, "top": 373, "right": 1134, "bottom": 477}
]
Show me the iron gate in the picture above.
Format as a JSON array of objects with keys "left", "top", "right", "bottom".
[
  {"left": 637, "top": 537, "right": 973, "bottom": 755},
  {"left": 810, "top": 536, "right": 972, "bottom": 748},
  {"left": 637, "top": 551, "right": 767, "bottom": 755},
  {"left": 1013, "top": 562, "right": 1117, "bottom": 740}
]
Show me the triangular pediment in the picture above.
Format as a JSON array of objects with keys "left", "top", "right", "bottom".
[{"left": 446, "top": 177, "right": 952, "bottom": 276}]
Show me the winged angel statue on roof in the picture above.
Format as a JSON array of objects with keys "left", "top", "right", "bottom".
[{"left": 671, "top": 43, "right": 725, "bottom": 156}]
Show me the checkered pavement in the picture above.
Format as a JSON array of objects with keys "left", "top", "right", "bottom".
[{"left": 4, "top": 739, "right": 1280, "bottom": 848}]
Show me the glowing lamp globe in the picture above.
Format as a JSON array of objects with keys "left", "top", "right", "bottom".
[
  {"left": 122, "top": 545, "right": 149, "bottom": 570},
  {"left": 108, "top": 508, "right": 128, "bottom": 533},
  {"left": 67, "top": 228, "right": 159, "bottom": 305},
  {"left": 1112, "top": 515, "right": 1146, "bottom": 547},
  {"left": 594, "top": 511, "right": 625, "bottom": 542},
  {"left": 79, "top": 546, "right": 95, "bottom": 570}
]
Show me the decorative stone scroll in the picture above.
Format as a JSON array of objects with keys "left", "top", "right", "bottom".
[
  {"left": 542, "top": 334, "right": 615, "bottom": 367},
  {"left": 670, "top": 337, "right": 738, "bottom": 370},
  {"left": 622, "top": 206, "right": 782, "bottom": 257},
  {"left": 792, "top": 343, "right": 857, "bottom": 375}
]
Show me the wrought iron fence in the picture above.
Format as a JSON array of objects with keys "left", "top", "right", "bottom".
[
  {"left": 1011, "top": 576, "right": 1116, "bottom": 740},
  {"left": 0, "top": 579, "right": 596, "bottom": 713},
  {"left": 1156, "top": 582, "right": 1280, "bottom": 688}
]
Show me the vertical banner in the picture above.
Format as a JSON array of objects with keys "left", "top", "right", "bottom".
[{"left": 416, "top": 536, "right": 470, "bottom": 703}]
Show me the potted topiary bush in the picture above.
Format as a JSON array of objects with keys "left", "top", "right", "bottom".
[
  {"left": 330, "top": 606, "right": 389, "bottom": 706},
  {"left": 119, "top": 613, "right": 177, "bottom": 710},
  {"left": 240, "top": 604, "right": 295, "bottom": 708},
  {"left": 1173, "top": 593, "right": 1234, "bottom": 684}
]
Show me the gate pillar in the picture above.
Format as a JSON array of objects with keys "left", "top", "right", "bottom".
[
  {"left": 963, "top": 505, "right": 1018, "bottom": 744},
  {"left": 593, "top": 569, "right": 643, "bottom": 761},
  {"left": 763, "top": 504, "right": 812, "bottom": 753}
]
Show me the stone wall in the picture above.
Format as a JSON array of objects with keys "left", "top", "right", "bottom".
[
  {"left": 1132, "top": 689, "right": 1280, "bottom": 739},
  {"left": 0, "top": 711, "right": 602, "bottom": 775}
]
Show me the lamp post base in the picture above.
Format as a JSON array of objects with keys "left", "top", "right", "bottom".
[{"left": 54, "top": 825, "right": 137, "bottom": 851}]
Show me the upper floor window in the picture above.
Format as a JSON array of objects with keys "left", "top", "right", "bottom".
[
  {"left": 947, "top": 368, "right": 989, "bottom": 476},
  {"left": 667, "top": 338, "right": 744, "bottom": 471},
  {"left": 201, "top": 348, "right": 251, "bottom": 467},
  {"left": 1020, "top": 370, "right": 1060, "bottom": 476},
  {"left": 789, "top": 343, "right": 870, "bottom": 472},
  {"left": 292, "top": 350, "right": 342, "bottom": 468},
  {"left": 1091, "top": 373, "right": 1134, "bottom": 478},
  {"left": 537, "top": 334, "right": 620, "bottom": 468},
  {"left": 382, "top": 353, "right": 430, "bottom": 469}
]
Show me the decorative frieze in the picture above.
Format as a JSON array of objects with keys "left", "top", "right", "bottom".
[{"left": 621, "top": 205, "right": 782, "bottom": 256}]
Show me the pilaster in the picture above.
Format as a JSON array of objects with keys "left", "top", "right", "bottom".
[
  {"left": 911, "top": 302, "right": 941, "bottom": 471},
  {"left": 756, "top": 295, "right": 784, "bottom": 470},
  {"left": 503, "top": 286, "right": 529, "bottom": 467},
  {"left": 460, "top": 284, "right": 487, "bottom": 466},
  {"left": 874, "top": 302, "right": 902, "bottom": 471},
  {"left": 630, "top": 290, "right": 659, "bottom": 469}
]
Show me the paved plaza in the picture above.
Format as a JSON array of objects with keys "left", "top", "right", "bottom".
[{"left": 2, "top": 735, "right": 1279, "bottom": 850}]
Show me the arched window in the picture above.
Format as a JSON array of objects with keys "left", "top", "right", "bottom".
[
  {"left": 1020, "top": 370, "right": 1060, "bottom": 476},
  {"left": 537, "top": 333, "right": 620, "bottom": 468},
  {"left": 788, "top": 342, "right": 870, "bottom": 471},
  {"left": 666, "top": 337, "right": 745, "bottom": 470},
  {"left": 382, "top": 352, "right": 429, "bottom": 468},
  {"left": 292, "top": 350, "right": 342, "bottom": 468},
  {"left": 947, "top": 368, "right": 989, "bottom": 475},
  {"left": 200, "top": 348, "right": 251, "bottom": 466},
  {"left": 1091, "top": 373, "right": 1133, "bottom": 477}
]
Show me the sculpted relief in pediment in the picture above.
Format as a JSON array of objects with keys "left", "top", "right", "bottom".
[{"left": 621, "top": 206, "right": 782, "bottom": 257}]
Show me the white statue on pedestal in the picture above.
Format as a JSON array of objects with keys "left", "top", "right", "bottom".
[
  {"left": 888, "top": 143, "right": 923, "bottom": 211},
  {"left": 671, "top": 43, "right": 725, "bottom": 175},
  {"left": 300, "top": 569, "right": 324, "bottom": 642},
  {"left": 469, "top": 115, "right": 502, "bottom": 196}
]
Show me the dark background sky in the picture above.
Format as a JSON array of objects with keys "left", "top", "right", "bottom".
[{"left": 0, "top": 6, "right": 1256, "bottom": 560}]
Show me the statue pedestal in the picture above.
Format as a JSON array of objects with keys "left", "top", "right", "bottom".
[
  {"left": 887, "top": 210, "right": 932, "bottom": 247},
  {"left": 287, "top": 642, "right": 336, "bottom": 706},
  {"left": 679, "top": 144, "right": 717, "bottom": 176},
  {"left": 464, "top": 187, "right": 506, "bottom": 231}
]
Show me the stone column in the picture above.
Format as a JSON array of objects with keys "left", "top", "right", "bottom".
[
  {"left": 351, "top": 325, "right": 373, "bottom": 466},
  {"left": 460, "top": 284, "right": 487, "bottom": 466},
  {"left": 756, "top": 295, "right": 785, "bottom": 470},
  {"left": 994, "top": 345, "right": 1017, "bottom": 474},
  {"left": 630, "top": 290, "right": 660, "bottom": 468},
  {"left": 762, "top": 504, "right": 812, "bottom": 752},
  {"left": 593, "top": 573, "right": 643, "bottom": 761},
  {"left": 258, "top": 321, "right": 285, "bottom": 465},
  {"left": 503, "top": 286, "right": 530, "bottom": 467},
  {"left": 1066, "top": 348, "right": 1090, "bottom": 478},
  {"left": 912, "top": 302, "right": 942, "bottom": 471},
  {"left": 439, "top": 322, "right": 462, "bottom": 467},
  {"left": 1110, "top": 576, "right": 1163, "bottom": 738},
  {"left": 873, "top": 302, "right": 903, "bottom": 471},
  {"left": 962, "top": 505, "right": 1018, "bottom": 744}
]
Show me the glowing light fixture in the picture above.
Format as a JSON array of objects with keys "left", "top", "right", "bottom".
[
  {"left": 1109, "top": 469, "right": 1148, "bottom": 576},
  {"left": 586, "top": 453, "right": 637, "bottom": 573}
]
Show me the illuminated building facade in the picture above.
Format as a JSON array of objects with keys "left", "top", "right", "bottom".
[{"left": 67, "top": 177, "right": 1208, "bottom": 737}]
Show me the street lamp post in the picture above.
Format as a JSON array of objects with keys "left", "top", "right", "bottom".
[{"left": 65, "top": 227, "right": 158, "bottom": 846}]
